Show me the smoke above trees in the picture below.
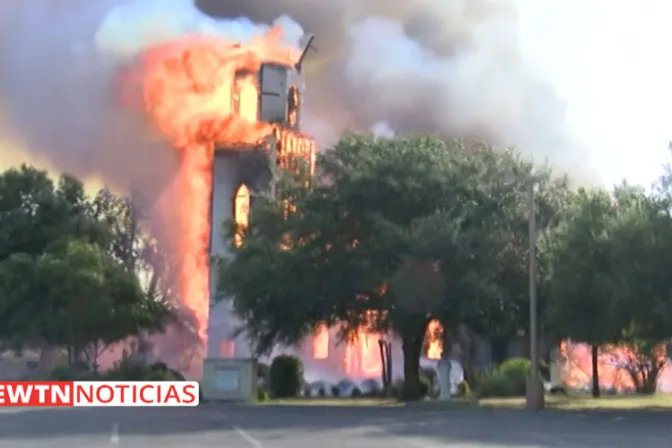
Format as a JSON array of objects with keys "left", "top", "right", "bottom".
[{"left": 0, "top": 0, "right": 585, "bottom": 190}]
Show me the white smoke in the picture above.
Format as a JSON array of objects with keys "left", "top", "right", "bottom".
[{"left": 370, "top": 121, "right": 395, "bottom": 138}]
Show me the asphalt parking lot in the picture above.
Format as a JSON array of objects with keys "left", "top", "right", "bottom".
[{"left": 0, "top": 404, "right": 668, "bottom": 447}]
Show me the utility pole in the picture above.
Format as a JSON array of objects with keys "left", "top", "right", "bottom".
[{"left": 526, "top": 181, "right": 545, "bottom": 410}]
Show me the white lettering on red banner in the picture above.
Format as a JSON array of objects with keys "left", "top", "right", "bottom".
[{"left": 0, "top": 381, "right": 199, "bottom": 407}]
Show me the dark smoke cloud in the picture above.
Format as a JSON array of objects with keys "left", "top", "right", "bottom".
[
  {"left": 0, "top": 0, "right": 586, "bottom": 182},
  {"left": 196, "top": 0, "right": 587, "bottom": 176}
]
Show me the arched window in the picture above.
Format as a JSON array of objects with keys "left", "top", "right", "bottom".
[
  {"left": 233, "top": 184, "right": 250, "bottom": 248},
  {"left": 287, "top": 85, "right": 299, "bottom": 127}
]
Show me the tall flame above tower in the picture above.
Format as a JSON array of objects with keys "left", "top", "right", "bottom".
[{"left": 130, "top": 28, "right": 316, "bottom": 374}]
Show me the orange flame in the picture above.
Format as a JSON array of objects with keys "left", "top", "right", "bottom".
[
  {"left": 313, "top": 324, "right": 329, "bottom": 360},
  {"left": 344, "top": 331, "right": 381, "bottom": 378},
  {"left": 128, "top": 28, "right": 303, "bottom": 363},
  {"left": 425, "top": 319, "right": 443, "bottom": 360},
  {"left": 233, "top": 184, "right": 251, "bottom": 248},
  {"left": 136, "top": 29, "right": 300, "bottom": 147},
  {"left": 219, "top": 339, "right": 235, "bottom": 357},
  {"left": 559, "top": 341, "right": 671, "bottom": 391},
  {"left": 344, "top": 311, "right": 383, "bottom": 378}
]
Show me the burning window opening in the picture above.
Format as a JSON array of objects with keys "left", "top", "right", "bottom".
[
  {"left": 233, "top": 184, "right": 250, "bottom": 248},
  {"left": 219, "top": 339, "right": 235, "bottom": 357},
  {"left": 275, "top": 128, "right": 314, "bottom": 174},
  {"left": 238, "top": 77, "right": 259, "bottom": 123},
  {"left": 342, "top": 310, "right": 386, "bottom": 377},
  {"left": 425, "top": 319, "right": 444, "bottom": 360},
  {"left": 312, "top": 324, "right": 329, "bottom": 359},
  {"left": 344, "top": 331, "right": 381, "bottom": 377},
  {"left": 287, "top": 85, "right": 299, "bottom": 127}
]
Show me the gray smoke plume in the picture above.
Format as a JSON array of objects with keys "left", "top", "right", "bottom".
[
  {"left": 0, "top": 0, "right": 588, "bottom": 375},
  {"left": 0, "top": 0, "right": 587, "bottom": 184},
  {"left": 197, "top": 0, "right": 586, "bottom": 175}
]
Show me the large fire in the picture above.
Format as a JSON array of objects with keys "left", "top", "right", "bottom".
[
  {"left": 139, "top": 29, "right": 300, "bottom": 147},
  {"left": 131, "top": 26, "right": 380, "bottom": 378},
  {"left": 131, "top": 28, "right": 301, "bottom": 358},
  {"left": 559, "top": 341, "right": 672, "bottom": 391}
]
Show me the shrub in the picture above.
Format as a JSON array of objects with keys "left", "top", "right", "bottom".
[
  {"left": 498, "top": 358, "right": 530, "bottom": 394},
  {"left": 549, "top": 385, "right": 568, "bottom": 396},
  {"left": 50, "top": 366, "right": 79, "bottom": 381},
  {"left": 268, "top": 355, "right": 303, "bottom": 398},
  {"left": 331, "top": 385, "right": 341, "bottom": 397},
  {"left": 478, "top": 371, "right": 511, "bottom": 397},
  {"left": 256, "top": 386, "right": 269, "bottom": 402},
  {"left": 362, "top": 387, "right": 382, "bottom": 397},
  {"left": 456, "top": 380, "right": 470, "bottom": 397},
  {"left": 351, "top": 387, "right": 362, "bottom": 397},
  {"left": 478, "top": 358, "right": 530, "bottom": 398},
  {"left": 145, "top": 369, "right": 173, "bottom": 381},
  {"left": 104, "top": 358, "right": 148, "bottom": 381},
  {"left": 150, "top": 361, "right": 168, "bottom": 372},
  {"left": 318, "top": 387, "right": 326, "bottom": 397},
  {"left": 360, "top": 379, "right": 381, "bottom": 397},
  {"left": 146, "top": 362, "right": 185, "bottom": 381}
]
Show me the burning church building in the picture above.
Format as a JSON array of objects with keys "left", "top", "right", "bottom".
[
  {"left": 133, "top": 26, "right": 447, "bottom": 382},
  {"left": 202, "top": 35, "right": 397, "bottom": 381}
]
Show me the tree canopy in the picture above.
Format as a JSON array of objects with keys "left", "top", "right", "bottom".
[
  {"left": 219, "top": 134, "right": 569, "bottom": 397},
  {"left": 219, "top": 132, "right": 672, "bottom": 399},
  {"left": 0, "top": 165, "right": 173, "bottom": 370}
]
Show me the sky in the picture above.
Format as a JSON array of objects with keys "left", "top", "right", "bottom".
[{"left": 517, "top": 0, "right": 672, "bottom": 187}]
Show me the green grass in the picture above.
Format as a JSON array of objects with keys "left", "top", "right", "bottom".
[
  {"left": 257, "top": 397, "right": 401, "bottom": 407},
  {"left": 256, "top": 394, "right": 672, "bottom": 412},
  {"left": 478, "top": 393, "right": 672, "bottom": 411}
]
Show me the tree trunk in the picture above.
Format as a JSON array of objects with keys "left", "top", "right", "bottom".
[
  {"left": 385, "top": 341, "right": 392, "bottom": 387},
  {"left": 378, "top": 339, "right": 392, "bottom": 393},
  {"left": 401, "top": 330, "right": 423, "bottom": 401},
  {"left": 378, "top": 339, "right": 387, "bottom": 389},
  {"left": 590, "top": 344, "right": 600, "bottom": 398}
]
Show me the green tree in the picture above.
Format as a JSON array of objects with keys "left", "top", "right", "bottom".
[
  {"left": 219, "top": 133, "right": 565, "bottom": 399},
  {"left": 0, "top": 166, "right": 172, "bottom": 369},
  {"left": 539, "top": 187, "right": 620, "bottom": 397},
  {"left": 607, "top": 185, "right": 672, "bottom": 393},
  {"left": 0, "top": 165, "right": 107, "bottom": 263},
  {"left": 0, "top": 238, "right": 170, "bottom": 370}
]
